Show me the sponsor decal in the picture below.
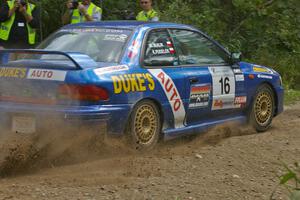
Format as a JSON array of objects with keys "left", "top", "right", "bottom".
[
  {"left": 257, "top": 74, "right": 273, "bottom": 79},
  {"left": 166, "top": 41, "right": 175, "bottom": 54},
  {"left": 235, "top": 74, "right": 245, "bottom": 81},
  {"left": 128, "top": 40, "right": 140, "bottom": 59},
  {"left": 233, "top": 68, "right": 242, "bottom": 73},
  {"left": 234, "top": 96, "right": 247, "bottom": 104},
  {"left": 27, "top": 69, "right": 67, "bottom": 81},
  {"left": 213, "top": 100, "right": 224, "bottom": 108},
  {"left": 209, "top": 66, "right": 236, "bottom": 110},
  {"left": 148, "top": 43, "right": 164, "bottom": 48},
  {"left": 103, "top": 34, "right": 128, "bottom": 42},
  {"left": 213, "top": 98, "right": 241, "bottom": 109},
  {"left": 148, "top": 69, "right": 186, "bottom": 128},
  {"left": 127, "top": 28, "right": 146, "bottom": 61},
  {"left": 233, "top": 96, "right": 247, "bottom": 108},
  {"left": 0, "top": 67, "right": 27, "bottom": 78},
  {"left": 68, "top": 28, "right": 124, "bottom": 33},
  {"left": 253, "top": 65, "right": 273, "bottom": 74},
  {"left": 169, "top": 48, "right": 175, "bottom": 54},
  {"left": 94, "top": 65, "right": 129, "bottom": 76},
  {"left": 152, "top": 48, "right": 170, "bottom": 55},
  {"left": 112, "top": 73, "right": 155, "bottom": 94},
  {"left": 189, "top": 84, "right": 211, "bottom": 108},
  {"left": 150, "top": 41, "right": 175, "bottom": 55}
]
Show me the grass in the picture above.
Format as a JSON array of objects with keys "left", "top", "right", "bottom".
[{"left": 284, "top": 89, "right": 300, "bottom": 105}]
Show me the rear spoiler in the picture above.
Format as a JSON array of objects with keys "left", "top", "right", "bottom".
[{"left": 0, "top": 49, "right": 98, "bottom": 69}]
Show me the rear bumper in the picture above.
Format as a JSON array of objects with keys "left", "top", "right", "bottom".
[{"left": 0, "top": 103, "right": 132, "bottom": 135}]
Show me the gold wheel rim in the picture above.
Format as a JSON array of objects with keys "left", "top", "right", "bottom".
[
  {"left": 254, "top": 91, "right": 273, "bottom": 126},
  {"left": 134, "top": 104, "right": 157, "bottom": 144}
]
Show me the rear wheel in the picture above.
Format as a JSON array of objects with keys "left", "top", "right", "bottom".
[
  {"left": 126, "top": 100, "right": 161, "bottom": 151},
  {"left": 249, "top": 84, "right": 275, "bottom": 132}
]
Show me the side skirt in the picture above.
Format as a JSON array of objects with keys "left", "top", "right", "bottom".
[{"left": 163, "top": 115, "right": 247, "bottom": 140}]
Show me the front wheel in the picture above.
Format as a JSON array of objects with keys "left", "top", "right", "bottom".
[
  {"left": 126, "top": 100, "right": 161, "bottom": 151},
  {"left": 249, "top": 84, "right": 275, "bottom": 132}
]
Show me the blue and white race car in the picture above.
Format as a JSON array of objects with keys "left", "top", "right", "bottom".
[{"left": 0, "top": 21, "right": 284, "bottom": 150}]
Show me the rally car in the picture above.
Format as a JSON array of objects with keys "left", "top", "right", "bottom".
[{"left": 0, "top": 21, "right": 284, "bottom": 150}]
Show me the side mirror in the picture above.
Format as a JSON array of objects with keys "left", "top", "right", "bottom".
[{"left": 230, "top": 52, "right": 242, "bottom": 64}]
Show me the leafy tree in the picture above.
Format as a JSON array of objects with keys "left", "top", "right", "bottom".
[{"left": 33, "top": 0, "right": 300, "bottom": 89}]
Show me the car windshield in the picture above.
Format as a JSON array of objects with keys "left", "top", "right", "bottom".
[{"left": 37, "top": 28, "right": 132, "bottom": 63}]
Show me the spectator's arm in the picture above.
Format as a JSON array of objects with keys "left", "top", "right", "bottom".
[
  {"left": 62, "top": 10, "right": 72, "bottom": 25},
  {"left": 0, "top": 3, "right": 9, "bottom": 22},
  {"left": 78, "top": 5, "right": 92, "bottom": 21},
  {"left": 19, "top": 5, "right": 39, "bottom": 28},
  {"left": 8, "top": 1, "right": 20, "bottom": 18},
  {"left": 27, "top": 6, "right": 40, "bottom": 28},
  {"left": 82, "top": 12, "right": 93, "bottom": 21}
]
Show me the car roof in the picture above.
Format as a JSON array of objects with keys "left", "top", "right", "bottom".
[
  {"left": 63, "top": 20, "right": 195, "bottom": 30},
  {"left": 61, "top": 20, "right": 230, "bottom": 55}
]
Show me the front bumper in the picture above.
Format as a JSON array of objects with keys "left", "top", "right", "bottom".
[
  {"left": 0, "top": 102, "right": 132, "bottom": 135},
  {"left": 275, "top": 86, "right": 284, "bottom": 116}
]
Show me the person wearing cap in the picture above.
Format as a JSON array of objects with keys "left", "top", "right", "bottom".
[
  {"left": 62, "top": 0, "right": 102, "bottom": 24},
  {"left": 136, "top": 0, "right": 159, "bottom": 22}
]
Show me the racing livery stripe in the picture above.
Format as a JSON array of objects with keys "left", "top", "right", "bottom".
[
  {"left": 27, "top": 69, "right": 67, "bottom": 81},
  {"left": 147, "top": 69, "right": 186, "bottom": 128}
]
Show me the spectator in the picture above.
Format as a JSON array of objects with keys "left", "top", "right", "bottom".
[
  {"left": 136, "top": 0, "right": 159, "bottom": 22},
  {"left": 62, "top": 0, "right": 102, "bottom": 25},
  {"left": 0, "top": 0, "right": 40, "bottom": 49}
]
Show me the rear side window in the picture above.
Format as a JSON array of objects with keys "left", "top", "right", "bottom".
[
  {"left": 38, "top": 28, "right": 132, "bottom": 63},
  {"left": 169, "top": 29, "right": 227, "bottom": 65},
  {"left": 143, "top": 29, "right": 178, "bottom": 67}
]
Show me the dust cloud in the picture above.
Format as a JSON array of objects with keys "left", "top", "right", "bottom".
[
  {"left": 0, "top": 118, "right": 135, "bottom": 177},
  {"left": 0, "top": 115, "right": 260, "bottom": 177}
]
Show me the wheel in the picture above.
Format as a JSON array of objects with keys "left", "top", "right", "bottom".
[
  {"left": 249, "top": 84, "right": 275, "bottom": 132},
  {"left": 126, "top": 100, "right": 161, "bottom": 150}
]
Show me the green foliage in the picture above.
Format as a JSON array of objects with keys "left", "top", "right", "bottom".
[
  {"left": 34, "top": 0, "right": 138, "bottom": 40},
  {"left": 38, "top": 0, "right": 66, "bottom": 40},
  {"left": 32, "top": 0, "right": 299, "bottom": 89},
  {"left": 159, "top": 0, "right": 300, "bottom": 89},
  {"left": 285, "top": 90, "right": 300, "bottom": 105},
  {"left": 271, "top": 162, "right": 300, "bottom": 200}
]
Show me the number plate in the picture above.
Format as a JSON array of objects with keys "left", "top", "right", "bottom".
[{"left": 12, "top": 115, "right": 36, "bottom": 134}]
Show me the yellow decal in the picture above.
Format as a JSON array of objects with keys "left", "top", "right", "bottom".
[
  {"left": 253, "top": 66, "right": 269, "bottom": 73},
  {"left": 0, "top": 68, "right": 27, "bottom": 78},
  {"left": 112, "top": 73, "right": 155, "bottom": 94}
]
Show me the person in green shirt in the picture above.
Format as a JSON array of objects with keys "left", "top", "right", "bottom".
[{"left": 136, "top": 0, "right": 159, "bottom": 21}]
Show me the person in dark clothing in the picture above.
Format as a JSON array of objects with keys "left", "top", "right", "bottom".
[{"left": 0, "top": 0, "right": 40, "bottom": 49}]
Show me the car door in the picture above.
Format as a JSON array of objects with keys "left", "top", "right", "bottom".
[
  {"left": 169, "top": 29, "right": 246, "bottom": 125},
  {"left": 142, "top": 29, "right": 186, "bottom": 129}
]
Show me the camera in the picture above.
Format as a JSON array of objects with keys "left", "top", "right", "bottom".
[
  {"left": 20, "top": 0, "right": 27, "bottom": 6},
  {"left": 70, "top": 0, "right": 79, "bottom": 9}
]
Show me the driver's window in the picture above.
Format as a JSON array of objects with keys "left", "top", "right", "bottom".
[
  {"left": 169, "top": 29, "right": 227, "bottom": 65},
  {"left": 143, "top": 29, "right": 178, "bottom": 67}
]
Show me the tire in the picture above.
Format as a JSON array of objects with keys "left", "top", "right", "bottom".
[
  {"left": 126, "top": 100, "right": 161, "bottom": 151},
  {"left": 249, "top": 84, "right": 275, "bottom": 132}
]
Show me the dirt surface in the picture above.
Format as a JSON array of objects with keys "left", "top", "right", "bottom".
[{"left": 0, "top": 102, "right": 299, "bottom": 200}]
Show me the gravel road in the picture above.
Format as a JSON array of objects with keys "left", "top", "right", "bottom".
[{"left": 0, "top": 102, "right": 299, "bottom": 200}]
